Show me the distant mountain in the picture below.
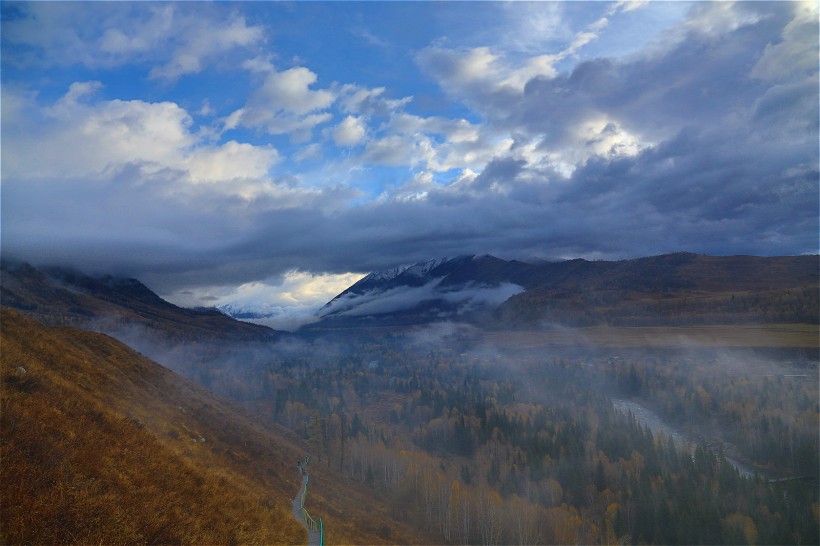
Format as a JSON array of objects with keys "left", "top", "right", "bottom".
[
  {"left": 216, "top": 302, "right": 276, "bottom": 320},
  {"left": 0, "top": 260, "right": 281, "bottom": 342},
  {"left": 309, "top": 253, "right": 819, "bottom": 329},
  {"left": 313, "top": 255, "right": 530, "bottom": 328}
]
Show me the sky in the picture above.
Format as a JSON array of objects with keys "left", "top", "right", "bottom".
[{"left": 2, "top": 1, "right": 818, "bottom": 329}]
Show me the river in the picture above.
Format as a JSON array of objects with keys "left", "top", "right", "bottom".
[{"left": 611, "top": 398, "right": 755, "bottom": 478}]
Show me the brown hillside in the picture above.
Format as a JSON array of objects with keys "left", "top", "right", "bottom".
[
  {"left": 1, "top": 308, "right": 305, "bottom": 545},
  {"left": 497, "top": 254, "right": 819, "bottom": 327},
  {"left": 0, "top": 309, "right": 433, "bottom": 545}
]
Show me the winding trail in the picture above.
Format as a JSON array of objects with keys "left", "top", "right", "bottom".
[{"left": 292, "top": 458, "right": 323, "bottom": 546}]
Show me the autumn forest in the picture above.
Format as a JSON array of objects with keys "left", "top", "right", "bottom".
[{"left": 173, "top": 327, "right": 818, "bottom": 545}]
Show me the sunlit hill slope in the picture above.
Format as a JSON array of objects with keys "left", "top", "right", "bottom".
[
  {"left": 1, "top": 309, "right": 305, "bottom": 544},
  {"left": 0, "top": 309, "right": 432, "bottom": 545}
]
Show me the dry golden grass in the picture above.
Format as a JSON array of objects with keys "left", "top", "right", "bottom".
[
  {"left": 1, "top": 308, "right": 436, "bottom": 545},
  {"left": 1, "top": 308, "right": 304, "bottom": 545}
]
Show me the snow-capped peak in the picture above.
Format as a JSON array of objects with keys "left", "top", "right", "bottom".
[
  {"left": 403, "top": 257, "right": 450, "bottom": 277},
  {"left": 362, "top": 265, "right": 412, "bottom": 283},
  {"left": 362, "top": 257, "right": 450, "bottom": 283}
]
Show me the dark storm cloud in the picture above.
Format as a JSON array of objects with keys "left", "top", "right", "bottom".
[{"left": 503, "top": 3, "right": 799, "bottom": 139}]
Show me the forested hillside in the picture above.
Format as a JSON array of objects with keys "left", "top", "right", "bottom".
[{"left": 497, "top": 254, "right": 819, "bottom": 327}]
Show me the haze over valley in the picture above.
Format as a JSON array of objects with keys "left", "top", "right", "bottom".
[
  {"left": 3, "top": 254, "right": 818, "bottom": 544},
  {"left": 2, "top": 1, "right": 818, "bottom": 544}
]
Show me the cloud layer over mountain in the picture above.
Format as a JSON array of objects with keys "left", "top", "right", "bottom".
[{"left": 2, "top": 1, "right": 817, "bottom": 312}]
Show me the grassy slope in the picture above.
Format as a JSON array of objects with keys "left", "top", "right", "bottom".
[
  {"left": 0, "top": 309, "right": 433, "bottom": 545},
  {"left": 1, "top": 309, "right": 305, "bottom": 544}
]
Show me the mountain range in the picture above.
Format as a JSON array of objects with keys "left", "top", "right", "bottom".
[
  {"left": 3, "top": 253, "right": 817, "bottom": 336},
  {"left": 309, "top": 253, "right": 819, "bottom": 329}
]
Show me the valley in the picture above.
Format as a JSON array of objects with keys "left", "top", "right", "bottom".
[
  {"left": 4, "top": 2, "right": 818, "bottom": 544},
  {"left": 174, "top": 322, "right": 817, "bottom": 544},
  {"left": 1, "top": 256, "right": 818, "bottom": 545}
]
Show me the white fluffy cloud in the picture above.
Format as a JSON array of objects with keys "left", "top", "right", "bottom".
[
  {"left": 148, "top": 13, "right": 263, "bottom": 80},
  {"left": 352, "top": 112, "right": 510, "bottom": 175},
  {"left": 363, "top": 134, "right": 433, "bottom": 167},
  {"left": 227, "top": 66, "right": 336, "bottom": 139},
  {"left": 3, "top": 82, "right": 279, "bottom": 188},
  {"left": 185, "top": 141, "right": 279, "bottom": 184},
  {"left": 416, "top": 46, "right": 541, "bottom": 100},
  {"left": 336, "top": 84, "right": 412, "bottom": 116},
  {"left": 332, "top": 115, "right": 367, "bottom": 146},
  {"left": 414, "top": 0, "right": 646, "bottom": 105},
  {"left": 255, "top": 67, "right": 335, "bottom": 116}
]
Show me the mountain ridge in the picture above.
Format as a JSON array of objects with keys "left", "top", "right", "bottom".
[
  {"left": 310, "top": 252, "right": 819, "bottom": 329},
  {"left": 0, "top": 259, "right": 282, "bottom": 343}
]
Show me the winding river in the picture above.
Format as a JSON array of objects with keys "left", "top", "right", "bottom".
[{"left": 611, "top": 398, "right": 755, "bottom": 478}]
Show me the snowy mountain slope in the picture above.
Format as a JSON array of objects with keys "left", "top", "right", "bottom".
[{"left": 314, "top": 255, "right": 527, "bottom": 327}]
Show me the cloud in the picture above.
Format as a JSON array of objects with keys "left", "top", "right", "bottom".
[
  {"left": 2, "top": 83, "right": 279, "bottom": 186},
  {"left": 332, "top": 115, "right": 367, "bottom": 147},
  {"left": 229, "top": 66, "right": 336, "bottom": 139},
  {"left": 497, "top": 1, "right": 568, "bottom": 54},
  {"left": 416, "top": 46, "right": 548, "bottom": 102},
  {"left": 253, "top": 67, "right": 335, "bottom": 116},
  {"left": 750, "top": 1, "right": 819, "bottom": 82},
  {"left": 321, "top": 278, "right": 525, "bottom": 318},
  {"left": 336, "top": 84, "right": 412, "bottom": 117},
  {"left": 4, "top": 83, "right": 192, "bottom": 179},
  {"left": 414, "top": 0, "right": 650, "bottom": 105},
  {"left": 2, "top": 3, "right": 264, "bottom": 79},
  {"left": 1, "top": 1, "right": 816, "bottom": 307},
  {"left": 355, "top": 112, "right": 511, "bottom": 174},
  {"left": 164, "top": 270, "right": 365, "bottom": 331},
  {"left": 362, "top": 134, "right": 433, "bottom": 168},
  {"left": 148, "top": 13, "right": 263, "bottom": 81}
]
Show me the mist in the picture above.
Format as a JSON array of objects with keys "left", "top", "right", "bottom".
[
  {"left": 42, "top": 296, "right": 819, "bottom": 545},
  {"left": 320, "top": 278, "right": 525, "bottom": 319}
]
